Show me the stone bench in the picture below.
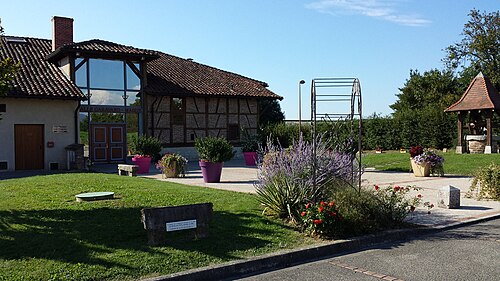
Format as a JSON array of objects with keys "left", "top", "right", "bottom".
[{"left": 118, "top": 164, "right": 139, "bottom": 177}]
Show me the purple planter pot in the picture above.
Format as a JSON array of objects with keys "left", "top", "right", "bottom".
[
  {"left": 131, "top": 156, "right": 152, "bottom": 174},
  {"left": 199, "top": 161, "right": 224, "bottom": 183},
  {"left": 243, "top": 152, "right": 258, "bottom": 166}
]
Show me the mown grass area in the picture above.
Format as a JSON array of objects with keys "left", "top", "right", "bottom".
[
  {"left": 0, "top": 174, "right": 315, "bottom": 281},
  {"left": 362, "top": 150, "right": 500, "bottom": 175}
]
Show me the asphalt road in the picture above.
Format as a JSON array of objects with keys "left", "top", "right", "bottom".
[{"left": 235, "top": 219, "right": 500, "bottom": 281}]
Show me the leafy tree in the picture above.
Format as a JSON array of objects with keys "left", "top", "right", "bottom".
[
  {"left": 444, "top": 9, "right": 500, "bottom": 88},
  {"left": 258, "top": 99, "right": 285, "bottom": 126},
  {"left": 362, "top": 113, "right": 399, "bottom": 150},
  {"left": 390, "top": 70, "right": 461, "bottom": 149},
  {"left": 0, "top": 19, "right": 19, "bottom": 96},
  {"left": 0, "top": 19, "right": 20, "bottom": 120}
]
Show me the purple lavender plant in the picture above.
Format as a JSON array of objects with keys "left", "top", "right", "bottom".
[{"left": 255, "top": 134, "right": 359, "bottom": 220}]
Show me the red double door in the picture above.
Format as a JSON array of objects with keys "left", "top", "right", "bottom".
[{"left": 90, "top": 124, "right": 126, "bottom": 163}]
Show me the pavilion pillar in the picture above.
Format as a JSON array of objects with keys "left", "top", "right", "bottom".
[
  {"left": 456, "top": 112, "right": 465, "bottom": 154},
  {"left": 484, "top": 110, "right": 493, "bottom": 154}
]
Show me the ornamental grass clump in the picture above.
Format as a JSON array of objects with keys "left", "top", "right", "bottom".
[{"left": 255, "top": 135, "right": 358, "bottom": 221}]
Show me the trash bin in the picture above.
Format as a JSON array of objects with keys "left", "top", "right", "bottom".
[{"left": 65, "top": 144, "right": 85, "bottom": 170}]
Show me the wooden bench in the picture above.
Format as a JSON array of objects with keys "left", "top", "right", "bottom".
[{"left": 118, "top": 164, "right": 139, "bottom": 177}]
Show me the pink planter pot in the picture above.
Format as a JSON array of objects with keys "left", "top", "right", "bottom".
[
  {"left": 243, "top": 152, "right": 258, "bottom": 166},
  {"left": 132, "top": 156, "right": 152, "bottom": 174},
  {"left": 199, "top": 161, "right": 224, "bottom": 183}
]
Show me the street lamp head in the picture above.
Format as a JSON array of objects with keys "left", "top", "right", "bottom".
[{"left": 299, "top": 80, "right": 306, "bottom": 84}]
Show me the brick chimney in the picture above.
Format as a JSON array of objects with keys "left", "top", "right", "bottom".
[{"left": 52, "top": 16, "right": 73, "bottom": 51}]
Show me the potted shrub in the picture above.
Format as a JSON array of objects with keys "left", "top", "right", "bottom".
[
  {"left": 241, "top": 131, "right": 260, "bottom": 166},
  {"left": 156, "top": 153, "right": 188, "bottom": 178},
  {"left": 129, "top": 135, "right": 162, "bottom": 174},
  {"left": 195, "top": 136, "right": 235, "bottom": 183},
  {"left": 410, "top": 146, "right": 444, "bottom": 177}
]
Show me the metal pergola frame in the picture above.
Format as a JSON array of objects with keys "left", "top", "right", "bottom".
[{"left": 310, "top": 77, "right": 363, "bottom": 191}]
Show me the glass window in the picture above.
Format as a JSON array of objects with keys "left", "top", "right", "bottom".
[
  {"left": 89, "top": 59, "right": 124, "bottom": 90},
  {"left": 172, "top": 98, "right": 183, "bottom": 111},
  {"left": 75, "top": 58, "right": 87, "bottom": 88},
  {"left": 90, "top": 89, "right": 125, "bottom": 106},
  {"left": 172, "top": 97, "right": 184, "bottom": 125},
  {"left": 126, "top": 91, "right": 140, "bottom": 106},
  {"left": 126, "top": 63, "right": 141, "bottom": 90}
]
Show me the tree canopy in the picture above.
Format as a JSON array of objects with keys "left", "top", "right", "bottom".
[
  {"left": 258, "top": 99, "right": 285, "bottom": 126},
  {"left": 389, "top": 69, "right": 461, "bottom": 149},
  {"left": 444, "top": 9, "right": 500, "bottom": 88},
  {"left": 0, "top": 19, "right": 20, "bottom": 96}
]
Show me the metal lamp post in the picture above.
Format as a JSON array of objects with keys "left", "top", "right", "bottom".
[{"left": 298, "top": 80, "right": 306, "bottom": 131}]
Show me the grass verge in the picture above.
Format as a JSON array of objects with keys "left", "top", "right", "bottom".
[
  {"left": 362, "top": 150, "right": 500, "bottom": 175},
  {"left": 0, "top": 173, "right": 315, "bottom": 281}
]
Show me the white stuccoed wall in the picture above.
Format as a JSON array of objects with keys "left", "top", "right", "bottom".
[{"left": 0, "top": 98, "right": 79, "bottom": 171}]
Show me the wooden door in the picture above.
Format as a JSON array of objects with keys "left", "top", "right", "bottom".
[
  {"left": 90, "top": 124, "right": 126, "bottom": 163},
  {"left": 15, "top": 124, "right": 44, "bottom": 170}
]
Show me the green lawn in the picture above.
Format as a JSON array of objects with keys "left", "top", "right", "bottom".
[
  {"left": 362, "top": 150, "right": 500, "bottom": 175},
  {"left": 0, "top": 174, "right": 314, "bottom": 281}
]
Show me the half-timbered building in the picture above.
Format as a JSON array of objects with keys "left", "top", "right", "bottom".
[{"left": 0, "top": 16, "right": 281, "bottom": 170}]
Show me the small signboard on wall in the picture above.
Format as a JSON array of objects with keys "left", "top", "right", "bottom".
[
  {"left": 166, "top": 219, "right": 197, "bottom": 232},
  {"left": 52, "top": 125, "right": 68, "bottom": 133}
]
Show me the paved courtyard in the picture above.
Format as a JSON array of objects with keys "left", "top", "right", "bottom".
[{"left": 137, "top": 159, "right": 500, "bottom": 228}]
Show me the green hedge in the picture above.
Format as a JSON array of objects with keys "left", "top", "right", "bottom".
[{"left": 261, "top": 114, "right": 458, "bottom": 151}]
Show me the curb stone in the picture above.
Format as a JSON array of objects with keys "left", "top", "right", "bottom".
[{"left": 141, "top": 212, "right": 500, "bottom": 281}]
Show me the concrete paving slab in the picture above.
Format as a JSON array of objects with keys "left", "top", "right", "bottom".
[{"left": 135, "top": 160, "right": 500, "bottom": 229}]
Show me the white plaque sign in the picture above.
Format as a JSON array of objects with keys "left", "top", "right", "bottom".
[{"left": 166, "top": 219, "right": 197, "bottom": 232}]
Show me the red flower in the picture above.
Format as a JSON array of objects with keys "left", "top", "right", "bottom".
[
  {"left": 305, "top": 203, "right": 311, "bottom": 209},
  {"left": 329, "top": 201, "right": 335, "bottom": 207},
  {"left": 301, "top": 211, "right": 306, "bottom": 217},
  {"left": 330, "top": 211, "right": 336, "bottom": 217},
  {"left": 313, "top": 219, "right": 323, "bottom": 225},
  {"left": 320, "top": 201, "right": 326, "bottom": 206},
  {"left": 374, "top": 185, "right": 379, "bottom": 191},
  {"left": 318, "top": 206, "right": 325, "bottom": 213},
  {"left": 394, "top": 186, "right": 400, "bottom": 192},
  {"left": 417, "top": 194, "right": 422, "bottom": 198}
]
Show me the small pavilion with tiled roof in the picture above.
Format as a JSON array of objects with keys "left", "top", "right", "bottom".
[{"left": 445, "top": 72, "right": 500, "bottom": 154}]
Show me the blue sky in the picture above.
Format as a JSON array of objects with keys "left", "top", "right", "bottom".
[{"left": 1, "top": 0, "right": 498, "bottom": 118}]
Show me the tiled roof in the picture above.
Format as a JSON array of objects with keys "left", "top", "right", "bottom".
[
  {"left": 2, "top": 35, "right": 280, "bottom": 101},
  {"left": 445, "top": 72, "right": 500, "bottom": 112},
  {"left": 146, "top": 51, "right": 282, "bottom": 100},
  {"left": 0, "top": 36, "right": 86, "bottom": 100},
  {"left": 46, "top": 39, "right": 159, "bottom": 62}
]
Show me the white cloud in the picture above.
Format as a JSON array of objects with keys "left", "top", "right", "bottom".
[
  {"left": 306, "top": 0, "right": 431, "bottom": 27},
  {"left": 90, "top": 90, "right": 125, "bottom": 105}
]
